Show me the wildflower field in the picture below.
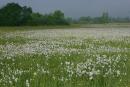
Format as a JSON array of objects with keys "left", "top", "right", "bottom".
[{"left": 0, "top": 28, "right": 130, "bottom": 87}]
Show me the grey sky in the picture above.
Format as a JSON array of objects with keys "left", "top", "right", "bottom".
[{"left": 0, "top": 0, "right": 130, "bottom": 18}]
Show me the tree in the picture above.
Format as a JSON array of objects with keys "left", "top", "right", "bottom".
[
  {"left": 0, "top": 3, "right": 69, "bottom": 26},
  {"left": 0, "top": 3, "right": 22, "bottom": 26},
  {"left": 29, "top": 13, "right": 46, "bottom": 25},
  {"left": 0, "top": 3, "right": 32, "bottom": 26},
  {"left": 20, "top": 6, "right": 32, "bottom": 25},
  {"left": 79, "top": 16, "right": 92, "bottom": 24},
  {"left": 100, "top": 12, "right": 109, "bottom": 23},
  {"left": 52, "top": 10, "right": 69, "bottom": 25}
]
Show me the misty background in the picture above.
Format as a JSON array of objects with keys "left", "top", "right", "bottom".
[{"left": 0, "top": 0, "right": 130, "bottom": 18}]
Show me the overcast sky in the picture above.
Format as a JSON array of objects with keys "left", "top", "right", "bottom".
[{"left": 0, "top": 0, "right": 130, "bottom": 18}]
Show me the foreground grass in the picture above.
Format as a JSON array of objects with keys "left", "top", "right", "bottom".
[{"left": 0, "top": 28, "right": 130, "bottom": 87}]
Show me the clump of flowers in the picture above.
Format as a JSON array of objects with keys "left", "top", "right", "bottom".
[{"left": 76, "top": 54, "right": 128, "bottom": 80}]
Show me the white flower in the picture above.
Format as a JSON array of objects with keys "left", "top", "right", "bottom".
[
  {"left": 26, "top": 80, "right": 30, "bottom": 87},
  {"left": 33, "top": 72, "right": 37, "bottom": 76},
  {"left": 89, "top": 76, "right": 93, "bottom": 80},
  {"left": 116, "top": 70, "right": 120, "bottom": 76}
]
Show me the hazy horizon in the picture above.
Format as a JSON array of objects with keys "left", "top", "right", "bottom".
[{"left": 0, "top": 0, "right": 130, "bottom": 18}]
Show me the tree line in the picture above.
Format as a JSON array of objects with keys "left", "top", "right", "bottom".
[
  {"left": 76, "top": 12, "right": 130, "bottom": 24},
  {"left": 0, "top": 3, "right": 130, "bottom": 26},
  {"left": 0, "top": 3, "right": 69, "bottom": 26}
]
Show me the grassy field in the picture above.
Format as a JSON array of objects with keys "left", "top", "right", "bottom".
[
  {"left": 0, "top": 25, "right": 130, "bottom": 87},
  {"left": 0, "top": 23, "right": 130, "bottom": 31}
]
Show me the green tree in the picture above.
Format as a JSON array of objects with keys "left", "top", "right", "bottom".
[
  {"left": 29, "top": 13, "right": 44, "bottom": 25},
  {"left": 0, "top": 3, "right": 69, "bottom": 26},
  {"left": 79, "top": 16, "right": 92, "bottom": 24},
  {"left": 52, "top": 10, "right": 69, "bottom": 25},
  {"left": 0, "top": 3, "right": 22, "bottom": 26},
  {"left": 20, "top": 6, "right": 32, "bottom": 25},
  {"left": 101, "top": 12, "right": 109, "bottom": 23},
  {"left": 0, "top": 3, "right": 32, "bottom": 26}
]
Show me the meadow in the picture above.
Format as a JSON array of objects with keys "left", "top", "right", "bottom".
[{"left": 0, "top": 26, "right": 130, "bottom": 87}]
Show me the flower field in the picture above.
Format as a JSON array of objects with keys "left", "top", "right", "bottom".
[{"left": 0, "top": 28, "right": 130, "bottom": 87}]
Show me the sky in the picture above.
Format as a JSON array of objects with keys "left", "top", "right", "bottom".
[{"left": 0, "top": 0, "right": 130, "bottom": 18}]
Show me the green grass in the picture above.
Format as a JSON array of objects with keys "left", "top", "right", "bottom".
[
  {"left": 0, "top": 27, "right": 130, "bottom": 87},
  {"left": 0, "top": 24, "right": 81, "bottom": 31},
  {"left": 0, "top": 23, "right": 130, "bottom": 31},
  {"left": 0, "top": 36, "right": 31, "bottom": 45},
  {"left": 79, "top": 23, "right": 130, "bottom": 28}
]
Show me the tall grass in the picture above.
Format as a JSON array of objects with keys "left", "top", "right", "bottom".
[{"left": 0, "top": 28, "right": 130, "bottom": 87}]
